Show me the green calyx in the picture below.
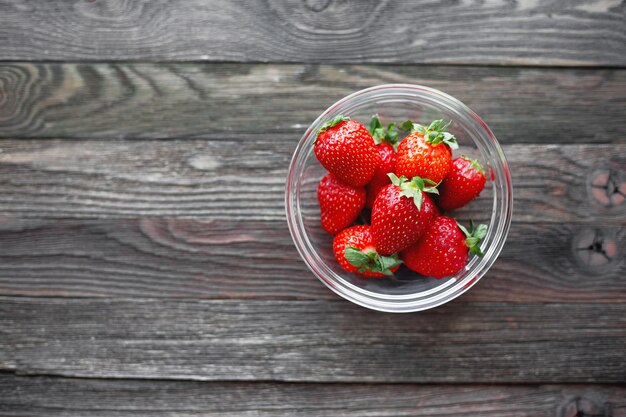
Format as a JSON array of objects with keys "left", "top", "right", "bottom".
[
  {"left": 399, "top": 119, "right": 459, "bottom": 150},
  {"left": 317, "top": 114, "right": 350, "bottom": 135},
  {"left": 388, "top": 173, "right": 439, "bottom": 210},
  {"left": 457, "top": 219, "right": 488, "bottom": 257},
  {"left": 344, "top": 247, "right": 402, "bottom": 276},
  {"left": 460, "top": 156, "right": 486, "bottom": 175},
  {"left": 368, "top": 114, "right": 399, "bottom": 150}
]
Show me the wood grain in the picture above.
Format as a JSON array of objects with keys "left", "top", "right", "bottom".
[
  {"left": 0, "top": 1, "right": 624, "bottom": 65},
  {"left": 0, "top": 0, "right": 623, "bottom": 403},
  {"left": 1, "top": 375, "right": 625, "bottom": 417},
  {"left": 0, "top": 297, "right": 624, "bottom": 383},
  {"left": 0, "top": 140, "right": 623, "bottom": 222},
  {"left": 0, "top": 219, "right": 623, "bottom": 302},
  {"left": 1, "top": 63, "right": 626, "bottom": 141}
]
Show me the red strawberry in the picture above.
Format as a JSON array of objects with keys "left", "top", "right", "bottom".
[
  {"left": 396, "top": 119, "right": 458, "bottom": 184},
  {"left": 314, "top": 115, "right": 381, "bottom": 187},
  {"left": 438, "top": 157, "right": 487, "bottom": 211},
  {"left": 318, "top": 173, "right": 365, "bottom": 234},
  {"left": 371, "top": 174, "right": 440, "bottom": 255},
  {"left": 401, "top": 217, "right": 487, "bottom": 279},
  {"left": 333, "top": 225, "right": 402, "bottom": 277},
  {"left": 365, "top": 114, "right": 399, "bottom": 208}
]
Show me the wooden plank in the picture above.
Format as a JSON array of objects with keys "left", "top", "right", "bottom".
[
  {"left": 1, "top": 375, "right": 625, "bottom": 417},
  {"left": 0, "top": 1, "right": 624, "bottom": 65},
  {"left": 1, "top": 63, "right": 625, "bottom": 141},
  {"left": 0, "top": 298, "right": 624, "bottom": 383},
  {"left": 0, "top": 141, "right": 623, "bottom": 222},
  {"left": 0, "top": 219, "right": 624, "bottom": 303}
]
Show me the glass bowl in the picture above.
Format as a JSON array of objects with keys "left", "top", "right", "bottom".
[{"left": 285, "top": 84, "right": 513, "bottom": 313}]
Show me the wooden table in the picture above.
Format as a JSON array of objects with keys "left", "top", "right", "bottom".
[{"left": 1, "top": 1, "right": 625, "bottom": 415}]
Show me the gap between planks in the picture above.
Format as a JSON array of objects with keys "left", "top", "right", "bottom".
[{"left": 1, "top": 374, "right": 625, "bottom": 417}]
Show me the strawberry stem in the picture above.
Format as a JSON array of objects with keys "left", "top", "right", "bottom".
[
  {"left": 399, "top": 119, "right": 459, "bottom": 150},
  {"left": 344, "top": 247, "right": 402, "bottom": 275},
  {"left": 457, "top": 219, "right": 488, "bottom": 257},
  {"left": 369, "top": 114, "right": 399, "bottom": 149},
  {"left": 388, "top": 173, "right": 439, "bottom": 210},
  {"left": 460, "top": 156, "right": 486, "bottom": 175},
  {"left": 317, "top": 114, "right": 350, "bottom": 135}
]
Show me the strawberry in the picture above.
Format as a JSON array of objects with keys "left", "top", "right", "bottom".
[
  {"left": 438, "top": 157, "right": 487, "bottom": 211},
  {"left": 314, "top": 115, "right": 381, "bottom": 187},
  {"left": 333, "top": 225, "right": 402, "bottom": 277},
  {"left": 318, "top": 173, "right": 365, "bottom": 234},
  {"left": 371, "top": 174, "right": 440, "bottom": 255},
  {"left": 365, "top": 114, "right": 399, "bottom": 208},
  {"left": 396, "top": 119, "right": 458, "bottom": 184},
  {"left": 401, "top": 217, "right": 487, "bottom": 279}
]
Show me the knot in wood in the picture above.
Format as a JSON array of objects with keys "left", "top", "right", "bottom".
[
  {"left": 588, "top": 168, "right": 626, "bottom": 208},
  {"left": 304, "top": 0, "right": 332, "bottom": 12},
  {"left": 559, "top": 396, "right": 612, "bottom": 417},
  {"left": 572, "top": 228, "right": 620, "bottom": 272}
]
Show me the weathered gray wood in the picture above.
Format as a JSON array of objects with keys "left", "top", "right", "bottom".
[
  {"left": 0, "top": 1, "right": 624, "bottom": 65},
  {"left": 0, "top": 219, "right": 623, "bottom": 302},
  {"left": 1, "top": 63, "right": 625, "bottom": 141},
  {"left": 0, "top": 141, "right": 624, "bottom": 222},
  {"left": 0, "top": 298, "right": 624, "bottom": 383},
  {"left": 1, "top": 375, "right": 624, "bottom": 417}
]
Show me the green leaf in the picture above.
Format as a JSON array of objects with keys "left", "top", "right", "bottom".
[
  {"left": 344, "top": 247, "right": 369, "bottom": 267},
  {"left": 369, "top": 114, "right": 384, "bottom": 144},
  {"left": 387, "top": 173, "right": 405, "bottom": 186},
  {"left": 370, "top": 115, "right": 400, "bottom": 147},
  {"left": 387, "top": 123, "right": 398, "bottom": 140},
  {"left": 456, "top": 221, "right": 470, "bottom": 237},
  {"left": 428, "top": 119, "right": 451, "bottom": 131},
  {"left": 466, "top": 237, "right": 480, "bottom": 247},
  {"left": 369, "top": 253, "right": 403, "bottom": 275},
  {"left": 392, "top": 175, "right": 441, "bottom": 210},
  {"left": 457, "top": 220, "right": 488, "bottom": 258},
  {"left": 378, "top": 254, "right": 403, "bottom": 272},
  {"left": 317, "top": 114, "right": 349, "bottom": 135},
  {"left": 441, "top": 133, "right": 459, "bottom": 150},
  {"left": 379, "top": 253, "right": 402, "bottom": 270},
  {"left": 400, "top": 120, "right": 430, "bottom": 135},
  {"left": 417, "top": 119, "right": 457, "bottom": 149},
  {"left": 369, "top": 114, "right": 382, "bottom": 135},
  {"left": 399, "top": 120, "right": 415, "bottom": 132},
  {"left": 346, "top": 247, "right": 402, "bottom": 276},
  {"left": 422, "top": 178, "right": 440, "bottom": 195},
  {"left": 460, "top": 156, "right": 486, "bottom": 175},
  {"left": 475, "top": 224, "right": 488, "bottom": 240},
  {"left": 423, "top": 185, "right": 439, "bottom": 195},
  {"left": 428, "top": 119, "right": 443, "bottom": 131},
  {"left": 402, "top": 186, "right": 423, "bottom": 210},
  {"left": 468, "top": 243, "right": 485, "bottom": 258},
  {"left": 373, "top": 128, "right": 384, "bottom": 142},
  {"left": 400, "top": 189, "right": 423, "bottom": 210}
]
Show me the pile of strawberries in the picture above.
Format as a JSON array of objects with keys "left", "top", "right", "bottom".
[{"left": 315, "top": 114, "right": 488, "bottom": 279}]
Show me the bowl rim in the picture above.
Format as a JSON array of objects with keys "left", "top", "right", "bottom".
[{"left": 285, "top": 83, "right": 513, "bottom": 313}]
